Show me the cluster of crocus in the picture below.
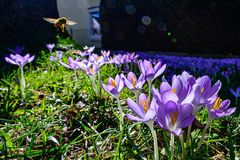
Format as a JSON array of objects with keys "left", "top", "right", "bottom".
[
  {"left": 124, "top": 69, "right": 236, "bottom": 159},
  {"left": 5, "top": 52, "right": 35, "bottom": 97}
]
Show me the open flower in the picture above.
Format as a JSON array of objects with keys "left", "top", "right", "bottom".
[
  {"left": 101, "top": 74, "right": 124, "bottom": 98},
  {"left": 156, "top": 71, "right": 195, "bottom": 104},
  {"left": 49, "top": 51, "right": 63, "bottom": 62},
  {"left": 126, "top": 93, "right": 156, "bottom": 122},
  {"left": 46, "top": 43, "right": 55, "bottom": 52},
  {"left": 155, "top": 90, "right": 194, "bottom": 136},
  {"left": 79, "top": 61, "right": 99, "bottom": 78},
  {"left": 193, "top": 76, "right": 222, "bottom": 107},
  {"left": 138, "top": 59, "right": 166, "bottom": 83},
  {"left": 121, "top": 72, "right": 145, "bottom": 91},
  {"left": 5, "top": 54, "right": 35, "bottom": 67},
  {"left": 89, "top": 54, "right": 105, "bottom": 67},
  {"left": 207, "top": 97, "right": 236, "bottom": 120},
  {"left": 59, "top": 57, "right": 81, "bottom": 70}
]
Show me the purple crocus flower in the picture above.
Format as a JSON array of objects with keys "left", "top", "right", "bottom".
[
  {"left": 101, "top": 50, "right": 110, "bottom": 58},
  {"left": 79, "top": 61, "right": 99, "bottom": 78},
  {"left": 229, "top": 87, "right": 240, "bottom": 98},
  {"left": 193, "top": 76, "right": 222, "bottom": 107},
  {"left": 101, "top": 74, "right": 124, "bottom": 98},
  {"left": 59, "top": 57, "right": 81, "bottom": 70},
  {"left": 121, "top": 72, "right": 145, "bottom": 91},
  {"left": 155, "top": 90, "right": 195, "bottom": 136},
  {"left": 89, "top": 54, "right": 105, "bottom": 67},
  {"left": 126, "top": 93, "right": 156, "bottom": 122},
  {"left": 46, "top": 43, "right": 55, "bottom": 52},
  {"left": 49, "top": 51, "right": 63, "bottom": 62},
  {"left": 207, "top": 97, "right": 236, "bottom": 120},
  {"left": 5, "top": 54, "right": 35, "bottom": 67},
  {"left": 155, "top": 71, "right": 195, "bottom": 105},
  {"left": 138, "top": 59, "right": 166, "bottom": 83},
  {"left": 83, "top": 46, "right": 95, "bottom": 55}
]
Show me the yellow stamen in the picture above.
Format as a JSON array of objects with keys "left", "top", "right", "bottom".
[
  {"left": 130, "top": 76, "right": 137, "bottom": 87},
  {"left": 170, "top": 112, "right": 178, "bottom": 125},
  {"left": 97, "top": 56, "right": 101, "bottom": 60},
  {"left": 172, "top": 88, "right": 176, "bottom": 93},
  {"left": 110, "top": 80, "right": 117, "bottom": 87},
  {"left": 201, "top": 87, "right": 204, "bottom": 93},
  {"left": 141, "top": 99, "right": 149, "bottom": 112},
  {"left": 213, "top": 97, "right": 222, "bottom": 110}
]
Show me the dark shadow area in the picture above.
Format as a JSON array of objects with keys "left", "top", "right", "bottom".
[
  {"left": 0, "top": 0, "right": 59, "bottom": 58},
  {"left": 100, "top": 0, "right": 240, "bottom": 56}
]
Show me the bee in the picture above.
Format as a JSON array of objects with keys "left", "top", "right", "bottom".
[{"left": 43, "top": 17, "right": 77, "bottom": 32}]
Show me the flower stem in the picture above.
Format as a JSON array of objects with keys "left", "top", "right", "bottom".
[
  {"left": 179, "top": 134, "right": 185, "bottom": 159},
  {"left": 148, "top": 81, "right": 152, "bottom": 100},
  {"left": 170, "top": 133, "right": 175, "bottom": 160},
  {"left": 186, "top": 123, "right": 192, "bottom": 150},
  {"left": 147, "top": 121, "right": 159, "bottom": 160},
  {"left": 91, "top": 77, "right": 98, "bottom": 96},
  {"left": 74, "top": 70, "right": 78, "bottom": 89},
  {"left": 97, "top": 71, "right": 102, "bottom": 98},
  {"left": 196, "top": 119, "right": 211, "bottom": 151},
  {"left": 134, "top": 90, "right": 139, "bottom": 102},
  {"left": 20, "top": 67, "right": 25, "bottom": 98},
  {"left": 117, "top": 97, "right": 123, "bottom": 131}
]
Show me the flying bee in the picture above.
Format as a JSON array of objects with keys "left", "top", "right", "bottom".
[{"left": 43, "top": 17, "right": 77, "bottom": 32}]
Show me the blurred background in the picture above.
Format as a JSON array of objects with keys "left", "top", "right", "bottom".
[{"left": 1, "top": 0, "right": 240, "bottom": 56}]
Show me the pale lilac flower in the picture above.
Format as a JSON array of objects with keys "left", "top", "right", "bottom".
[
  {"left": 101, "top": 74, "right": 124, "bottom": 98},
  {"left": 59, "top": 57, "right": 81, "bottom": 70},
  {"left": 154, "top": 71, "right": 195, "bottom": 105},
  {"left": 138, "top": 59, "right": 166, "bottom": 83},
  {"left": 155, "top": 90, "right": 194, "bottom": 136},
  {"left": 79, "top": 61, "right": 99, "bottom": 78},
  {"left": 121, "top": 72, "right": 145, "bottom": 91},
  {"left": 207, "top": 97, "right": 236, "bottom": 120},
  {"left": 49, "top": 51, "right": 63, "bottom": 61},
  {"left": 89, "top": 54, "right": 105, "bottom": 67},
  {"left": 83, "top": 46, "right": 95, "bottom": 55},
  {"left": 46, "top": 43, "right": 55, "bottom": 52},
  {"left": 126, "top": 93, "right": 156, "bottom": 122},
  {"left": 5, "top": 54, "right": 35, "bottom": 67},
  {"left": 193, "top": 76, "right": 222, "bottom": 107}
]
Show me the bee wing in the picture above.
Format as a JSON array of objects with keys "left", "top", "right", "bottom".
[
  {"left": 66, "top": 20, "right": 77, "bottom": 26},
  {"left": 43, "top": 17, "right": 57, "bottom": 24}
]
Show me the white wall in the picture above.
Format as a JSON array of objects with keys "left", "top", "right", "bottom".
[{"left": 57, "top": 0, "right": 101, "bottom": 47}]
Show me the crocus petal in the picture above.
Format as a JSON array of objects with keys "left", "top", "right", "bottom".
[
  {"left": 124, "top": 79, "right": 134, "bottom": 89},
  {"left": 219, "top": 99, "right": 231, "bottom": 110},
  {"left": 171, "top": 128, "right": 183, "bottom": 136},
  {"left": 127, "top": 98, "right": 145, "bottom": 118},
  {"left": 178, "top": 115, "right": 194, "bottom": 129},
  {"left": 152, "top": 87, "right": 161, "bottom": 103},
  {"left": 165, "top": 101, "right": 178, "bottom": 115},
  {"left": 160, "top": 82, "right": 171, "bottom": 94},
  {"left": 143, "top": 108, "right": 156, "bottom": 121},
  {"left": 224, "top": 107, "right": 236, "bottom": 116},
  {"left": 126, "top": 114, "right": 144, "bottom": 122},
  {"left": 28, "top": 55, "right": 35, "bottom": 63},
  {"left": 5, "top": 57, "right": 17, "bottom": 65},
  {"left": 206, "top": 80, "right": 222, "bottom": 99},
  {"left": 156, "top": 102, "right": 168, "bottom": 130},
  {"left": 161, "top": 91, "right": 179, "bottom": 104},
  {"left": 153, "top": 64, "right": 166, "bottom": 81}
]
